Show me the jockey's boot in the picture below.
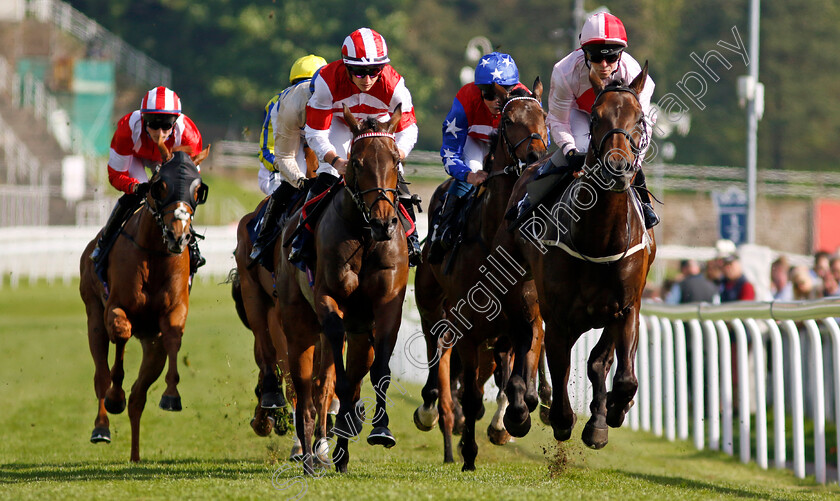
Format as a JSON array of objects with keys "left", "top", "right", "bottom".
[
  {"left": 249, "top": 181, "right": 298, "bottom": 266},
  {"left": 398, "top": 176, "right": 422, "bottom": 267},
  {"left": 428, "top": 193, "right": 461, "bottom": 264},
  {"left": 633, "top": 169, "right": 660, "bottom": 229},
  {"left": 188, "top": 231, "right": 206, "bottom": 274},
  {"left": 288, "top": 172, "right": 338, "bottom": 268},
  {"left": 90, "top": 192, "right": 142, "bottom": 264}
]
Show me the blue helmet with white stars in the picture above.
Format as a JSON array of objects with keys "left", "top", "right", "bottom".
[{"left": 474, "top": 52, "right": 519, "bottom": 86}]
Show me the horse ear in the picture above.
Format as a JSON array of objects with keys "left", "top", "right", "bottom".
[
  {"left": 588, "top": 66, "right": 605, "bottom": 94},
  {"left": 343, "top": 104, "right": 361, "bottom": 135},
  {"left": 493, "top": 83, "right": 509, "bottom": 101},
  {"left": 532, "top": 76, "right": 543, "bottom": 102},
  {"left": 386, "top": 103, "right": 402, "bottom": 134},
  {"left": 630, "top": 61, "right": 649, "bottom": 95},
  {"left": 156, "top": 135, "right": 172, "bottom": 163},
  {"left": 192, "top": 145, "right": 211, "bottom": 166}
]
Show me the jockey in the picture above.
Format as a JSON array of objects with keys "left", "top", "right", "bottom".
[
  {"left": 90, "top": 86, "right": 206, "bottom": 272},
  {"left": 428, "top": 51, "right": 527, "bottom": 263},
  {"left": 524, "top": 12, "right": 658, "bottom": 228},
  {"left": 249, "top": 54, "right": 328, "bottom": 265},
  {"left": 292, "top": 27, "right": 421, "bottom": 267}
]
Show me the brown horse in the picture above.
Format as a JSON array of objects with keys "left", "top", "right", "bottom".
[
  {"left": 274, "top": 105, "right": 409, "bottom": 474},
  {"left": 80, "top": 141, "right": 209, "bottom": 462},
  {"left": 230, "top": 145, "right": 332, "bottom": 460},
  {"left": 496, "top": 63, "right": 656, "bottom": 450},
  {"left": 413, "top": 81, "right": 548, "bottom": 470}
]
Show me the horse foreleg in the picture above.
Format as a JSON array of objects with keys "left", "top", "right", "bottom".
[
  {"left": 367, "top": 324, "right": 400, "bottom": 448},
  {"left": 104, "top": 338, "right": 128, "bottom": 414},
  {"left": 128, "top": 337, "right": 167, "bottom": 462},
  {"left": 414, "top": 315, "right": 442, "bottom": 432},
  {"left": 606, "top": 311, "right": 639, "bottom": 429},
  {"left": 544, "top": 325, "right": 577, "bottom": 442},
  {"left": 436, "top": 345, "right": 456, "bottom": 463},
  {"left": 159, "top": 321, "right": 185, "bottom": 412},
  {"left": 538, "top": 340, "right": 553, "bottom": 425},
  {"left": 457, "top": 341, "right": 481, "bottom": 471},
  {"left": 487, "top": 342, "right": 511, "bottom": 446},
  {"left": 502, "top": 281, "right": 542, "bottom": 437},
  {"left": 87, "top": 302, "right": 112, "bottom": 443},
  {"left": 582, "top": 330, "right": 615, "bottom": 449},
  {"left": 289, "top": 340, "right": 317, "bottom": 475},
  {"left": 312, "top": 335, "right": 336, "bottom": 463}
]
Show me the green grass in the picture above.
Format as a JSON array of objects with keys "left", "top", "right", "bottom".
[{"left": 1, "top": 281, "right": 838, "bottom": 500}]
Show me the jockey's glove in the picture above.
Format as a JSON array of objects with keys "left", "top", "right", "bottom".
[
  {"left": 133, "top": 182, "right": 150, "bottom": 197},
  {"left": 566, "top": 150, "right": 586, "bottom": 171}
]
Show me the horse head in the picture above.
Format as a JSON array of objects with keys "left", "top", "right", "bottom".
[
  {"left": 343, "top": 103, "right": 402, "bottom": 242},
  {"left": 586, "top": 61, "right": 649, "bottom": 192},
  {"left": 492, "top": 78, "right": 548, "bottom": 174},
  {"left": 147, "top": 140, "right": 210, "bottom": 253}
]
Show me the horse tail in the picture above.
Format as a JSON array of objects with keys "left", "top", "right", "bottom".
[{"left": 227, "top": 268, "right": 251, "bottom": 330}]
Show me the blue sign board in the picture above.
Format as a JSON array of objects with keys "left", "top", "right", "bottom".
[{"left": 712, "top": 187, "right": 747, "bottom": 246}]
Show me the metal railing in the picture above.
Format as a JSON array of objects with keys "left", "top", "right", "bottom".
[
  {"left": 639, "top": 299, "right": 840, "bottom": 484},
  {"left": 25, "top": 0, "right": 170, "bottom": 87}
]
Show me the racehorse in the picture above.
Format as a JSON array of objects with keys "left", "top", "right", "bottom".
[
  {"left": 79, "top": 140, "right": 209, "bottom": 462},
  {"left": 496, "top": 63, "right": 655, "bottom": 450},
  {"left": 413, "top": 81, "right": 548, "bottom": 470},
  {"left": 274, "top": 105, "right": 410, "bottom": 474},
  {"left": 230, "top": 145, "right": 334, "bottom": 460}
]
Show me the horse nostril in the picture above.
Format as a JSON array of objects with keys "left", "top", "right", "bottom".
[{"left": 391, "top": 217, "right": 399, "bottom": 226}]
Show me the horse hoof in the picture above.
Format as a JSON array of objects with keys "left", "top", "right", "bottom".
[
  {"left": 367, "top": 427, "right": 396, "bottom": 448},
  {"left": 90, "top": 427, "right": 111, "bottom": 443},
  {"left": 260, "top": 392, "right": 285, "bottom": 409},
  {"left": 413, "top": 406, "right": 438, "bottom": 431},
  {"left": 289, "top": 441, "right": 304, "bottom": 462},
  {"left": 582, "top": 422, "right": 609, "bottom": 449},
  {"left": 607, "top": 399, "right": 634, "bottom": 428},
  {"left": 503, "top": 413, "right": 531, "bottom": 438},
  {"left": 487, "top": 424, "right": 511, "bottom": 446},
  {"left": 539, "top": 405, "right": 551, "bottom": 426},
  {"left": 250, "top": 416, "right": 274, "bottom": 437},
  {"left": 104, "top": 396, "right": 126, "bottom": 415},
  {"left": 333, "top": 412, "right": 362, "bottom": 438},
  {"left": 159, "top": 395, "right": 182, "bottom": 411},
  {"left": 314, "top": 437, "right": 331, "bottom": 463},
  {"left": 461, "top": 463, "right": 476, "bottom": 472}
]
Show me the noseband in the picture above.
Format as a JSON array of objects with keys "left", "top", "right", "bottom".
[
  {"left": 347, "top": 131, "right": 400, "bottom": 225},
  {"left": 498, "top": 96, "right": 547, "bottom": 176},
  {"left": 588, "top": 85, "right": 649, "bottom": 172}
]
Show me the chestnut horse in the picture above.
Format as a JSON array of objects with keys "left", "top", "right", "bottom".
[
  {"left": 80, "top": 141, "right": 209, "bottom": 462},
  {"left": 274, "top": 105, "right": 409, "bottom": 474},
  {"left": 496, "top": 63, "right": 655, "bottom": 450},
  {"left": 230, "top": 145, "right": 332, "bottom": 460},
  {"left": 413, "top": 81, "right": 548, "bottom": 470}
]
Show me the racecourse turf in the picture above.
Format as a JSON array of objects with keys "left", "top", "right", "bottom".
[{"left": 0, "top": 280, "right": 837, "bottom": 500}]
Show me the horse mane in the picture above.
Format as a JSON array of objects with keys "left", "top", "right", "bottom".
[
  {"left": 359, "top": 116, "right": 386, "bottom": 133},
  {"left": 508, "top": 87, "right": 532, "bottom": 98},
  {"left": 605, "top": 77, "right": 628, "bottom": 88}
]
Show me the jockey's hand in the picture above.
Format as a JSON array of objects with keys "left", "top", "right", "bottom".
[
  {"left": 466, "top": 171, "right": 488, "bottom": 186},
  {"left": 132, "top": 182, "right": 150, "bottom": 197},
  {"left": 333, "top": 157, "right": 349, "bottom": 175},
  {"left": 566, "top": 150, "right": 586, "bottom": 171}
]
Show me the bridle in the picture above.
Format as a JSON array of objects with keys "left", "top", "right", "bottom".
[
  {"left": 346, "top": 131, "right": 400, "bottom": 225},
  {"left": 496, "top": 96, "right": 548, "bottom": 176},
  {"left": 588, "top": 84, "right": 649, "bottom": 173}
]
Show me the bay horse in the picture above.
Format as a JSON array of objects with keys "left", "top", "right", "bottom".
[
  {"left": 230, "top": 145, "right": 334, "bottom": 460},
  {"left": 413, "top": 80, "right": 548, "bottom": 470},
  {"left": 274, "top": 105, "right": 409, "bottom": 474},
  {"left": 495, "top": 62, "right": 656, "bottom": 450},
  {"left": 79, "top": 140, "right": 209, "bottom": 462}
]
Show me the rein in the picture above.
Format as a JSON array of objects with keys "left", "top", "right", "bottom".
[
  {"left": 495, "top": 96, "right": 547, "bottom": 177},
  {"left": 346, "top": 131, "right": 400, "bottom": 226}
]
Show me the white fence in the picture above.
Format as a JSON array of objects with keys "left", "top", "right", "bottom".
[{"left": 638, "top": 300, "right": 839, "bottom": 484}]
